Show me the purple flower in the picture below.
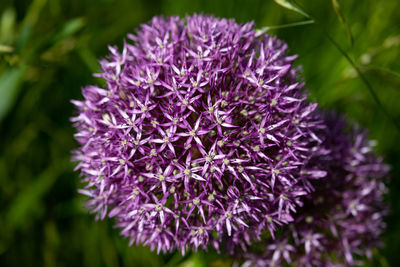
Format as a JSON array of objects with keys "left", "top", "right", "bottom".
[
  {"left": 243, "top": 114, "right": 389, "bottom": 266},
  {"left": 71, "top": 14, "right": 324, "bottom": 254}
]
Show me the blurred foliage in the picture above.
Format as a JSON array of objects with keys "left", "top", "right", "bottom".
[{"left": 0, "top": 0, "right": 399, "bottom": 266}]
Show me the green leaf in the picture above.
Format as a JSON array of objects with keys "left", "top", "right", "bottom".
[
  {"left": 0, "top": 45, "right": 14, "bottom": 53},
  {"left": 362, "top": 65, "right": 400, "bottom": 80},
  {"left": 0, "top": 65, "right": 27, "bottom": 121},
  {"left": 325, "top": 34, "right": 400, "bottom": 132},
  {"left": 53, "top": 17, "right": 86, "bottom": 43},
  {"left": 6, "top": 158, "right": 69, "bottom": 227},
  {"left": 78, "top": 47, "right": 101, "bottom": 74},
  {"left": 178, "top": 253, "right": 206, "bottom": 267},
  {"left": 165, "top": 252, "right": 186, "bottom": 267},
  {"left": 273, "top": 0, "right": 310, "bottom": 18},
  {"left": 17, "top": 0, "right": 48, "bottom": 50},
  {"left": 331, "top": 0, "right": 354, "bottom": 46},
  {"left": 0, "top": 7, "right": 16, "bottom": 44}
]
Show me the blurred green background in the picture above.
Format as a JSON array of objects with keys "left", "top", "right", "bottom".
[{"left": 0, "top": 0, "right": 399, "bottom": 266}]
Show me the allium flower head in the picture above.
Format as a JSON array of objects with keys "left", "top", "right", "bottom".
[
  {"left": 72, "top": 14, "right": 324, "bottom": 254},
  {"left": 244, "top": 114, "right": 389, "bottom": 267}
]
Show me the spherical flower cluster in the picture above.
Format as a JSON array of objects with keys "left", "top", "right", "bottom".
[
  {"left": 71, "top": 14, "right": 325, "bottom": 254},
  {"left": 243, "top": 114, "right": 389, "bottom": 267}
]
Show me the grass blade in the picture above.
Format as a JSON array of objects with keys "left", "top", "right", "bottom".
[
  {"left": 275, "top": 0, "right": 400, "bottom": 133},
  {"left": 325, "top": 34, "right": 400, "bottom": 132},
  {"left": 362, "top": 65, "right": 400, "bottom": 80},
  {"left": 6, "top": 158, "right": 70, "bottom": 227},
  {"left": 0, "top": 65, "right": 27, "bottom": 120},
  {"left": 53, "top": 17, "right": 86, "bottom": 43},
  {"left": 0, "top": 44, "right": 14, "bottom": 53},
  {"left": 260, "top": 19, "right": 314, "bottom": 32},
  {"left": 274, "top": 0, "right": 310, "bottom": 18},
  {"left": 331, "top": 0, "right": 354, "bottom": 46}
]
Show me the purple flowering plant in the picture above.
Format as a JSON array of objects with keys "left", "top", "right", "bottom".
[
  {"left": 71, "top": 14, "right": 388, "bottom": 265},
  {"left": 243, "top": 114, "right": 388, "bottom": 266}
]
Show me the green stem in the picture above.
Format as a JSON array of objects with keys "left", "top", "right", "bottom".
[
  {"left": 260, "top": 19, "right": 314, "bottom": 32},
  {"left": 290, "top": 0, "right": 400, "bottom": 132}
]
